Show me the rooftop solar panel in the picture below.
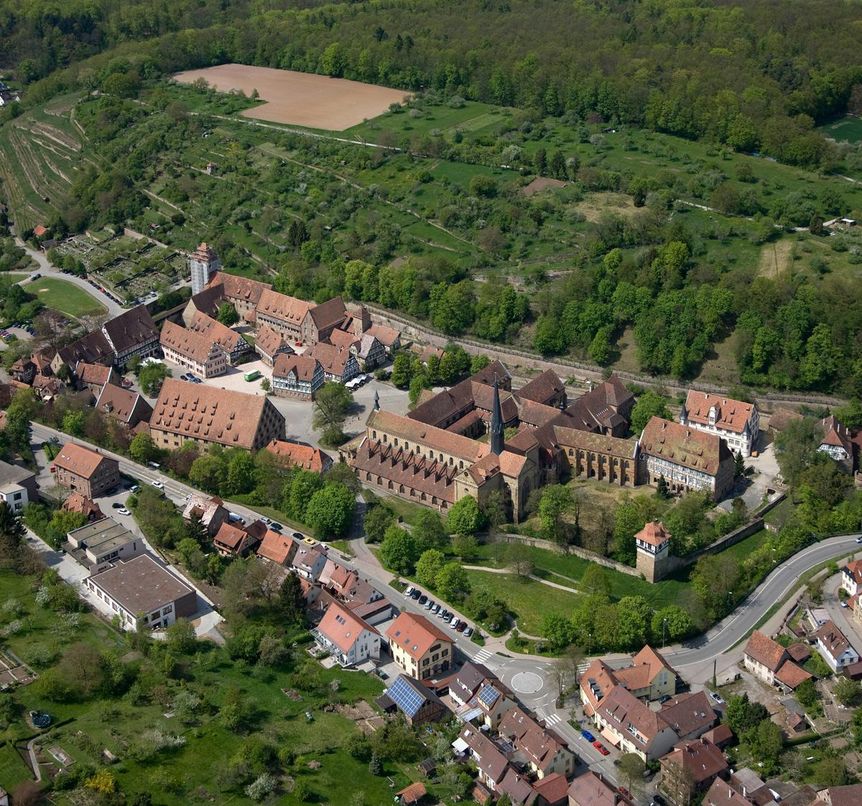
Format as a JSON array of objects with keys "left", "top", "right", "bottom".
[
  {"left": 478, "top": 683, "right": 501, "bottom": 708},
  {"left": 386, "top": 676, "right": 426, "bottom": 718}
]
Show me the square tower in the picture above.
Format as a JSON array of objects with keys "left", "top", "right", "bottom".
[
  {"left": 189, "top": 242, "right": 220, "bottom": 295},
  {"left": 635, "top": 521, "right": 672, "bottom": 583}
]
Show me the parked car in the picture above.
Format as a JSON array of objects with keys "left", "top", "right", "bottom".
[
  {"left": 439, "top": 609, "right": 449, "bottom": 619},
  {"left": 270, "top": 522, "right": 283, "bottom": 532},
  {"left": 404, "top": 586, "right": 415, "bottom": 598},
  {"left": 129, "top": 484, "right": 140, "bottom": 493},
  {"left": 111, "top": 502, "right": 122, "bottom": 509},
  {"left": 424, "top": 599, "right": 434, "bottom": 610},
  {"left": 151, "top": 480, "right": 164, "bottom": 489},
  {"left": 456, "top": 621, "right": 467, "bottom": 633},
  {"left": 431, "top": 604, "right": 440, "bottom": 614},
  {"left": 463, "top": 627, "right": 473, "bottom": 638},
  {"left": 410, "top": 589, "right": 421, "bottom": 600},
  {"left": 117, "top": 507, "right": 131, "bottom": 516},
  {"left": 708, "top": 690, "right": 725, "bottom": 705},
  {"left": 856, "top": 536, "right": 862, "bottom": 544},
  {"left": 418, "top": 595, "right": 428, "bottom": 605},
  {"left": 593, "top": 741, "right": 610, "bottom": 756},
  {"left": 450, "top": 618, "right": 461, "bottom": 630},
  {"left": 580, "top": 729, "right": 595, "bottom": 742}
]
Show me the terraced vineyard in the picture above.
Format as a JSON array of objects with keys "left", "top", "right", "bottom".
[{"left": 0, "top": 94, "right": 89, "bottom": 232}]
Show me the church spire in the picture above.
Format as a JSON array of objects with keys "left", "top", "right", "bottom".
[
  {"left": 373, "top": 389, "right": 380, "bottom": 410},
  {"left": 490, "top": 375, "right": 504, "bottom": 455}
]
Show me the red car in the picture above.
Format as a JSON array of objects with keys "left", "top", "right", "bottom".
[{"left": 592, "top": 740, "right": 610, "bottom": 756}]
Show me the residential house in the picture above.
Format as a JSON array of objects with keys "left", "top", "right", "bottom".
[
  {"left": 52, "top": 442, "right": 119, "bottom": 498},
  {"left": 313, "top": 601, "right": 380, "bottom": 666},
  {"left": 150, "top": 380, "right": 285, "bottom": 452},
  {"left": 290, "top": 542, "right": 328, "bottom": 581},
  {"left": 53, "top": 331, "right": 114, "bottom": 374},
  {"left": 813, "top": 620, "right": 860, "bottom": 672},
  {"left": 381, "top": 674, "right": 447, "bottom": 725},
  {"left": 449, "top": 661, "right": 498, "bottom": 708},
  {"left": 679, "top": 392, "right": 759, "bottom": 458},
  {"left": 307, "top": 341, "right": 360, "bottom": 384},
  {"left": 453, "top": 724, "right": 510, "bottom": 794},
  {"left": 497, "top": 767, "right": 536, "bottom": 805},
  {"left": 816, "top": 784, "right": 862, "bottom": 805},
  {"left": 841, "top": 560, "right": 862, "bottom": 597},
  {"left": 186, "top": 311, "right": 250, "bottom": 363},
  {"left": 497, "top": 706, "right": 575, "bottom": 779},
  {"left": 212, "top": 521, "right": 260, "bottom": 558},
  {"left": 160, "top": 320, "right": 229, "bottom": 379},
  {"left": 182, "top": 493, "right": 228, "bottom": 537},
  {"left": 10, "top": 358, "right": 36, "bottom": 385},
  {"left": 742, "top": 631, "right": 812, "bottom": 691},
  {"left": 254, "top": 324, "right": 293, "bottom": 366},
  {"left": 74, "top": 361, "right": 119, "bottom": 396},
  {"left": 639, "top": 417, "right": 735, "bottom": 500},
  {"left": 365, "top": 323, "right": 401, "bottom": 355},
  {"left": 613, "top": 645, "right": 677, "bottom": 701},
  {"left": 0, "top": 460, "right": 37, "bottom": 514},
  {"left": 386, "top": 611, "right": 453, "bottom": 681},
  {"left": 301, "top": 296, "right": 349, "bottom": 345},
  {"left": 67, "top": 518, "right": 144, "bottom": 572},
  {"left": 102, "top": 305, "right": 160, "bottom": 368},
  {"left": 85, "top": 554, "right": 196, "bottom": 631},
  {"left": 62, "top": 492, "right": 103, "bottom": 522},
  {"left": 265, "top": 439, "right": 330, "bottom": 473},
  {"left": 703, "top": 778, "right": 755, "bottom": 806},
  {"left": 32, "top": 375, "right": 63, "bottom": 401},
  {"left": 530, "top": 772, "right": 569, "bottom": 806},
  {"left": 472, "top": 680, "right": 515, "bottom": 730},
  {"left": 256, "top": 531, "right": 297, "bottom": 566},
  {"left": 356, "top": 334, "right": 386, "bottom": 370},
  {"left": 567, "top": 771, "right": 622, "bottom": 806},
  {"left": 95, "top": 383, "right": 153, "bottom": 429},
  {"left": 660, "top": 737, "right": 729, "bottom": 806},
  {"left": 819, "top": 415, "right": 853, "bottom": 472},
  {"left": 271, "top": 354, "right": 325, "bottom": 400},
  {"left": 659, "top": 691, "right": 717, "bottom": 742},
  {"left": 591, "top": 685, "right": 678, "bottom": 762}
]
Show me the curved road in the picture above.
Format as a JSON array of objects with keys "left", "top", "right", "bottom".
[{"left": 13, "top": 236, "right": 127, "bottom": 318}]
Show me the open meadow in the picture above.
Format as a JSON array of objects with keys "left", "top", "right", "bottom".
[{"left": 173, "top": 64, "right": 411, "bottom": 130}]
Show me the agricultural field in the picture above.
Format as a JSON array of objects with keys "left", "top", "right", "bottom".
[
  {"left": 819, "top": 115, "right": 862, "bottom": 144},
  {"left": 25, "top": 277, "right": 106, "bottom": 319},
  {"left": 173, "top": 64, "right": 411, "bottom": 130}
]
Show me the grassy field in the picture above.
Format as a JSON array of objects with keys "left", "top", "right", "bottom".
[
  {"left": 819, "top": 115, "right": 862, "bottom": 144},
  {"left": 27, "top": 277, "right": 106, "bottom": 318}
]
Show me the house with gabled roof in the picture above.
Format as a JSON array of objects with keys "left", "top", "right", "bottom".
[
  {"left": 742, "top": 630, "right": 812, "bottom": 692},
  {"left": 160, "top": 320, "right": 229, "bottom": 379},
  {"left": 567, "top": 771, "right": 623, "bottom": 806},
  {"left": 182, "top": 493, "right": 228, "bottom": 537},
  {"left": 659, "top": 691, "right": 716, "bottom": 741},
  {"left": 256, "top": 531, "right": 297, "bottom": 566},
  {"left": 680, "top": 391, "right": 759, "bottom": 458},
  {"left": 52, "top": 442, "right": 119, "bottom": 499},
  {"left": 213, "top": 521, "right": 260, "bottom": 558},
  {"left": 307, "top": 341, "right": 360, "bottom": 384},
  {"left": 313, "top": 601, "right": 380, "bottom": 667},
  {"left": 614, "top": 645, "right": 677, "bottom": 701},
  {"left": 386, "top": 611, "right": 452, "bottom": 681},
  {"left": 254, "top": 323, "right": 294, "bottom": 366},
  {"left": 290, "top": 541, "right": 328, "bottom": 581},
  {"left": 96, "top": 383, "right": 153, "bottom": 429},
  {"left": 102, "top": 305, "right": 160, "bottom": 369},
  {"left": 265, "top": 439, "right": 330, "bottom": 473},
  {"left": 819, "top": 415, "right": 853, "bottom": 472},
  {"left": 660, "top": 737, "right": 729, "bottom": 806},
  {"left": 380, "top": 674, "right": 446, "bottom": 725},
  {"left": 591, "top": 685, "right": 678, "bottom": 762},
  {"left": 271, "top": 354, "right": 325, "bottom": 400},
  {"left": 497, "top": 706, "right": 575, "bottom": 778},
  {"left": 842, "top": 560, "right": 862, "bottom": 597},
  {"left": 186, "top": 311, "right": 250, "bottom": 363},
  {"left": 453, "top": 724, "right": 510, "bottom": 793},
  {"left": 814, "top": 620, "right": 860, "bottom": 672}
]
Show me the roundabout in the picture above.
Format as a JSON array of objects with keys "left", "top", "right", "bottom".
[{"left": 510, "top": 670, "right": 544, "bottom": 695}]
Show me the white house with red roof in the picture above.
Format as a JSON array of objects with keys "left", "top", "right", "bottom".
[
  {"left": 313, "top": 601, "right": 380, "bottom": 667},
  {"left": 679, "top": 391, "right": 759, "bottom": 457},
  {"left": 841, "top": 560, "right": 862, "bottom": 597},
  {"left": 385, "top": 611, "right": 452, "bottom": 680}
]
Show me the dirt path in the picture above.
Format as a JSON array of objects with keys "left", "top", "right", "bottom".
[{"left": 462, "top": 564, "right": 580, "bottom": 594}]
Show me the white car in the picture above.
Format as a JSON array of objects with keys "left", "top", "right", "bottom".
[
  {"left": 117, "top": 507, "right": 131, "bottom": 516},
  {"left": 404, "top": 586, "right": 414, "bottom": 597},
  {"left": 151, "top": 480, "right": 164, "bottom": 489}
]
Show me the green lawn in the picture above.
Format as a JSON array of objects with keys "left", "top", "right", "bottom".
[
  {"left": 0, "top": 742, "right": 32, "bottom": 792},
  {"left": 819, "top": 115, "right": 862, "bottom": 144},
  {"left": 27, "top": 277, "right": 106, "bottom": 318},
  {"left": 464, "top": 569, "right": 581, "bottom": 636}
]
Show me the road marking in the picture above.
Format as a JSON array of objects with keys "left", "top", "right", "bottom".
[
  {"left": 543, "top": 712, "right": 562, "bottom": 726},
  {"left": 473, "top": 649, "right": 493, "bottom": 663}
]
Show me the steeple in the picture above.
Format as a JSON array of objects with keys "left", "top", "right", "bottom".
[
  {"left": 490, "top": 375, "right": 504, "bottom": 455},
  {"left": 373, "top": 389, "right": 380, "bottom": 410}
]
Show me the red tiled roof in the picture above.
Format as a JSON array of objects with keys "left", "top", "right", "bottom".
[
  {"left": 265, "top": 439, "right": 328, "bottom": 473},
  {"left": 272, "top": 353, "right": 320, "bottom": 382},
  {"left": 257, "top": 288, "right": 311, "bottom": 325},
  {"left": 814, "top": 619, "right": 855, "bottom": 662},
  {"left": 640, "top": 417, "right": 732, "bottom": 475},
  {"left": 160, "top": 320, "right": 225, "bottom": 364},
  {"left": 317, "top": 601, "right": 377, "bottom": 655},
  {"left": 567, "top": 771, "right": 619, "bottom": 806},
  {"left": 634, "top": 522, "right": 671, "bottom": 548},
  {"left": 684, "top": 391, "right": 755, "bottom": 435},
  {"left": 53, "top": 442, "right": 113, "bottom": 479},
  {"left": 395, "top": 781, "right": 426, "bottom": 805},
  {"left": 775, "top": 660, "right": 812, "bottom": 690},
  {"left": 368, "top": 409, "right": 490, "bottom": 464},
  {"left": 386, "top": 611, "right": 451, "bottom": 660},
  {"left": 256, "top": 531, "right": 296, "bottom": 565},
  {"left": 743, "top": 631, "right": 787, "bottom": 673}
]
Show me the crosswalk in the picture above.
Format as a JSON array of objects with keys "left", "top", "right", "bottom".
[
  {"left": 543, "top": 712, "right": 563, "bottom": 727},
  {"left": 472, "top": 648, "right": 493, "bottom": 664}
]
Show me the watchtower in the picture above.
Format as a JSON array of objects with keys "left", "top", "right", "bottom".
[{"left": 635, "top": 521, "right": 672, "bottom": 583}]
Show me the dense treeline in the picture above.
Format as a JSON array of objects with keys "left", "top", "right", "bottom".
[{"left": 4, "top": 1, "right": 862, "bottom": 169}]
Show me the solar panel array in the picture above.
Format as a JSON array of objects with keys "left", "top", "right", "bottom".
[
  {"left": 386, "top": 675, "right": 425, "bottom": 718},
  {"left": 478, "top": 683, "right": 501, "bottom": 708}
]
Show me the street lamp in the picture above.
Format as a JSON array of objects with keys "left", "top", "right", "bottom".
[{"left": 662, "top": 617, "right": 668, "bottom": 647}]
